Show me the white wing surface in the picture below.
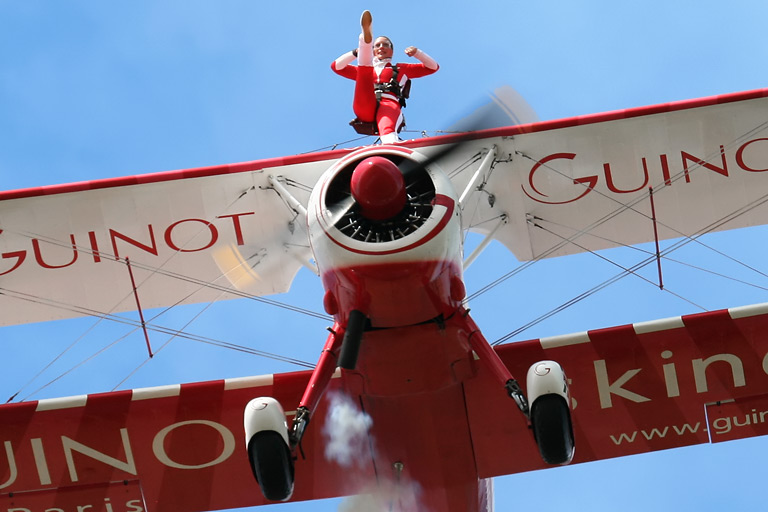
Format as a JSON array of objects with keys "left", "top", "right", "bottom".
[
  {"left": 437, "top": 88, "right": 768, "bottom": 261},
  {"left": 0, "top": 154, "right": 340, "bottom": 326}
]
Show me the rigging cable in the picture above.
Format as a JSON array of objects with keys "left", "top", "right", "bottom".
[
  {"left": 467, "top": 117, "right": 768, "bottom": 303},
  {"left": 491, "top": 187, "right": 768, "bottom": 345},
  {"left": 7, "top": 287, "right": 315, "bottom": 401},
  {"left": 3, "top": 179, "right": 327, "bottom": 400},
  {"left": 534, "top": 215, "right": 768, "bottom": 289}
]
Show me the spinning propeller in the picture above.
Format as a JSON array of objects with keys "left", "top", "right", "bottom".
[
  {"left": 326, "top": 84, "right": 539, "bottom": 228},
  {"left": 216, "top": 85, "right": 538, "bottom": 290}
]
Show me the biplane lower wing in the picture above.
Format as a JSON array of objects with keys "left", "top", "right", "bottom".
[
  {"left": 3, "top": 303, "right": 768, "bottom": 511},
  {"left": 0, "top": 372, "right": 362, "bottom": 511},
  {"left": 467, "top": 301, "right": 768, "bottom": 477}
]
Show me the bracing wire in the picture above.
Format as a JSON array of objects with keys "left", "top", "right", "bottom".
[
  {"left": 491, "top": 187, "right": 768, "bottom": 345},
  {"left": 467, "top": 117, "right": 768, "bottom": 303},
  {"left": 534, "top": 215, "right": 768, "bottom": 288},
  {"left": 3, "top": 178, "right": 328, "bottom": 401},
  {"left": 7, "top": 287, "right": 315, "bottom": 401}
]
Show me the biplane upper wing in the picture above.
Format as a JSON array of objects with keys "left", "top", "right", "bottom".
[
  {"left": 438, "top": 88, "right": 768, "bottom": 261},
  {"left": 3, "top": 88, "right": 768, "bottom": 327},
  {"left": 0, "top": 151, "right": 346, "bottom": 327},
  {"left": 2, "top": 303, "right": 768, "bottom": 511}
]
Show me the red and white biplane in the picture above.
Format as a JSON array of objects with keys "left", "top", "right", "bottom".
[{"left": 3, "top": 86, "right": 768, "bottom": 511}]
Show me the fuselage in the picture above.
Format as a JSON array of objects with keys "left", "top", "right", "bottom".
[{"left": 305, "top": 145, "right": 495, "bottom": 511}]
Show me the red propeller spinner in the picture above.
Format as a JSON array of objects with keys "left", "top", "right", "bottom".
[{"left": 350, "top": 156, "right": 407, "bottom": 221}]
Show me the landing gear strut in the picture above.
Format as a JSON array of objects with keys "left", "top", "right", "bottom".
[
  {"left": 505, "top": 378, "right": 529, "bottom": 416},
  {"left": 464, "top": 312, "right": 574, "bottom": 466},
  {"left": 244, "top": 324, "right": 345, "bottom": 502},
  {"left": 290, "top": 406, "right": 311, "bottom": 449}
]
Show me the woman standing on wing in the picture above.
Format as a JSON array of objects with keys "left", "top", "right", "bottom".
[{"left": 332, "top": 10, "right": 439, "bottom": 144}]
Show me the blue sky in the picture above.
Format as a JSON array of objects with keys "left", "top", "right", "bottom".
[{"left": 3, "top": 1, "right": 768, "bottom": 510}]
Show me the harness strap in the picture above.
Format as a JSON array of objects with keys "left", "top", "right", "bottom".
[{"left": 374, "top": 65, "right": 410, "bottom": 107}]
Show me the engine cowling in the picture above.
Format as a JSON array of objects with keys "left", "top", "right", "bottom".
[{"left": 308, "top": 145, "right": 464, "bottom": 328}]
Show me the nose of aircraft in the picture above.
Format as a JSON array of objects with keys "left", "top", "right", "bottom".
[{"left": 350, "top": 156, "right": 407, "bottom": 221}]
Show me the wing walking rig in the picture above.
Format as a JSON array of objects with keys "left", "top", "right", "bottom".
[{"left": 2, "top": 88, "right": 768, "bottom": 511}]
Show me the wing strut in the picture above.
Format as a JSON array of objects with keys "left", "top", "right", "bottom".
[
  {"left": 125, "top": 257, "right": 154, "bottom": 358},
  {"left": 648, "top": 187, "right": 664, "bottom": 290},
  {"left": 268, "top": 174, "right": 308, "bottom": 217},
  {"left": 463, "top": 214, "right": 507, "bottom": 271},
  {"left": 459, "top": 145, "right": 497, "bottom": 207}
]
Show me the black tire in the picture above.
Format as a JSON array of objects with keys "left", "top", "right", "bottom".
[
  {"left": 247, "top": 431, "right": 294, "bottom": 502},
  {"left": 531, "top": 394, "right": 575, "bottom": 465}
]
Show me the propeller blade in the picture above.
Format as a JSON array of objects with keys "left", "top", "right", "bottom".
[
  {"left": 325, "top": 194, "right": 356, "bottom": 227},
  {"left": 399, "top": 86, "right": 536, "bottom": 179},
  {"left": 448, "top": 85, "right": 539, "bottom": 132},
  {"left": 326, "top": 86, "right": 537, "bottom": 225},
  {"left": 397, "top": 137, "right": 465, "bottom": 180}
]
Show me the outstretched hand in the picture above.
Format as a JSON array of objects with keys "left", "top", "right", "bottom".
[{"left": 405, "top": 46, "right": 418, "bottom": 57}]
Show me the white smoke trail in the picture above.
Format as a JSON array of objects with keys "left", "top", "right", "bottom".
[
  {"left": 323, "top": 392, "right": 427, "bottom": 511},
  {"left": 337, "top": 481, "right": 424, "bottom": 512},
  {"left": 323, "top": 391, "right": 373, "bottom": 467},
  {"left": 338, "top": 493, "right": 385, "bottom": 512}
]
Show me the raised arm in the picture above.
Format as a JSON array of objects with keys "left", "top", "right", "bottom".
[{"left": 405, "top": 47, "right": 439, "bottom": 70}]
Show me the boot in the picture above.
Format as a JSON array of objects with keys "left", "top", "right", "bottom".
[{"left": 361, "top": 10, "right": 373, "bottom": 44}]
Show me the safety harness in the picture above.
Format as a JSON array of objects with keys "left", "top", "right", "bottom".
[
  {"left": 375, "top": 65, "right": 411, "bottom": 107},
  {"left": 350, "top": 64, "right": 411, "bottom": 136}
]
